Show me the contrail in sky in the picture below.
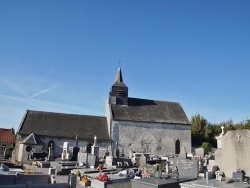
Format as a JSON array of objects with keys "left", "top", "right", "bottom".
[{"left": 30, "top": 85, "right": 59, "bottom": 98}]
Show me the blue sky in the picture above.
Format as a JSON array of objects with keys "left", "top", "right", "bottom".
[{"left": 0, "top": 0, "right": 250, "bottom": 130}]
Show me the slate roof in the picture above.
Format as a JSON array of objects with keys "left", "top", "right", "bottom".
[
  {"left": 111, "top": 97, "right": 190, "bottom": 125},
  {"left": 20, "top": 133, "right": 44, "bottom": 145},
  {"left": 17, "top": 110, "right": 109, "bottom": 141},
  {"left": 0, "top": 128, "right": 16, "bottom": 143}
]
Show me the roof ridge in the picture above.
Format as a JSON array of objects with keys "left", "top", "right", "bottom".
[
  {"left": 128, "top": 97, "right": 180, "bottom": 104},
  {"left": 26, "top": 109, "right": 106, "bottom": 118}
]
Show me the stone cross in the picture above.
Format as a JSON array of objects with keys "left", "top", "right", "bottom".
[
  {"left": 76, "top": 135, "right": 78, "bottom": 147},
  {"left": 94, "top": 135, "right": 97, "bottom": 146},
  {"left": 236, "top": 134, "right": 241, "bottom": 142},
  {"left": 221, "top": 125, "right": 224, "bottom": 135}
]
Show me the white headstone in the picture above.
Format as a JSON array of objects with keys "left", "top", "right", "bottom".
[{"left": 61, "top": 142, "right": 69, "bottom": 160}]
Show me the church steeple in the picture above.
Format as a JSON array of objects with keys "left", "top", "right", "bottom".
[
  {"left": 109, "top": 67, "right": 128, "bottom": 105},
  {"left": 115, "top": 67, "right": 123, "bottom": 83}
]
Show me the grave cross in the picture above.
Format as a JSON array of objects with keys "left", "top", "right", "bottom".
[
  {"left": 236, "top": 134, "right": 241, "bottom": 142},
  {"left": 94, "top": 135, "right": 97, "bottom": 145},
  {"left": 75, "top": 135, "right": 78, "bottom": 147},
  {"left": 221, "top": 125, "right": 224, "bottom": 135}
]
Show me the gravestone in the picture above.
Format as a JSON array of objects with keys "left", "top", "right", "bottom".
[
  {"left": 78, "top": 152, "right": 88, "bottom": 164},
  {"left": 179, "top": 147, "right": 187, "bottom": 158},
  {"left": 139, "top": 154, "right": 147, "bottom": 168},
  {"left": 115, "top": 148, "right": 120, "bottom": 157},
  {"left": 105, "top": 156, "right": 113, "bottom": 167},
  {"left": 48, "top": 144, "right": 54, "bottom": 161},
  {"left": 233, "top": 172, "right": 244, "bottom": 182},
  {"left": 104, "top": 147, "right": 109, "bottom": 159},
  {"left": 88, "top": 154, "right": 96, "bottom": 167},
  {"left": 91, "top": 135, "right": 99, "bottom": 161},
  {"left": 120, "top": 148, "right": 125, "bottom": 157},
  {"left": 195, "top": 148, "right": 204, "bottom": 156},
  {"left": 61, "top": 142, "right": 69, "bottom": 160},
  {"left": 172, "top": 157, "right": 199, "bottom": 178},
  {"left": 204, "top": 165, "right": 218, "bottom": 180},
  {"left": 70, "top": 146, "right": 79, "bottom": 161}
]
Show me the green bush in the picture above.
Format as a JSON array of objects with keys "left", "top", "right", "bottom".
[
  {"left": 201, "top": 142, "right": 213, "bottom": 155},
  {"left": 4, "top": 147, "right": 14, "bottom": 159}
]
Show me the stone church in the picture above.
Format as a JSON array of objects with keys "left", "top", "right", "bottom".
[{"left": 15, "top": 67, "right": 191, "bottom": 162}]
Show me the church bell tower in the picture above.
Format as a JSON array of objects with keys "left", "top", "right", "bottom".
[{"left": 109, "top": 67, "right": 128, "bottom": 105}]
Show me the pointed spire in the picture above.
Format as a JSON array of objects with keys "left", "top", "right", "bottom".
[{"left": 115, "top": 67, "right": 123, "bottom": 83}]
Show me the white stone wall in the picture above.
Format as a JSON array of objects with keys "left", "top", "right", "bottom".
[
  {"left": 105, "top": 100, "right": 112, "bottom": 138},
  {"left": 111, "top": 121, "right": 191, "bottom": 156}
]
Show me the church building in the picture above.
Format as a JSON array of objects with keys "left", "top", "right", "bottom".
[{"left": 15, "top": 67, "right": 191, "bottom": 162}]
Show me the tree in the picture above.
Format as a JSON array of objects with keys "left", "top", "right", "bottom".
[
  {"left": 191, "top": 114, "right": 207, "bottom": 140},
  {"left": 4, "top": 147, "right": 14, "bottom": 159},
  {"left": 204, "top": 124, "right": 212, "bottom": 141},
  {"left": 201, "top": 142, "right": 213, "bottom": 155}
]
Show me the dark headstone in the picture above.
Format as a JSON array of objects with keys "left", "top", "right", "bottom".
[
  {"left": 115, "top": 148, "right": 120, "bottom": 158},
  {"left": 120, "top": 148, "right": 125, "bottom": 157},
  {"left": 104, "top": 147, "right": 109, "bottom": 159},
  {"left": 233, "top": 172, "right": 243, "bottom": 181},
  {"left": 70, "top": 146, "right": 80, "bottom": 161},
  {"left": 172, "top": 157, "right": 198, "bottom": 178}
]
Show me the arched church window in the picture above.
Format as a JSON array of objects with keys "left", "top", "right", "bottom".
[
  {"left": 87, "top": 143, "right": 92, "bottom": 154},
  {"left": 175, "top": 140, "right": 180, "bottom": 154},
  {"left": 48, "top": 141, "right": 55, "bottom": 150}
]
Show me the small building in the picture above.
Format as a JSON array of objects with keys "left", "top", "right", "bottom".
[{"left": 0, "top": 128, "right": 16, "bottom": 158}]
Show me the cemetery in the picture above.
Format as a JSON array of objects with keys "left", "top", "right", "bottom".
[
  {"left": 2, "top": 67, "right": 250, "bottom": 188},
  {"left": 1, "top": 128, "right": 250, "bottom": 188}
]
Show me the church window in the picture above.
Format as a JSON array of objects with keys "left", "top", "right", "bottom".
[
  {"left": 175, "top": 140, "right": 180, "bottom": 154},
  {"left": 48, "top": 141, "right": 55, "bottom": 151},
  {"left": 87, "top": 143, "right": 92, "bottom": 154}
]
